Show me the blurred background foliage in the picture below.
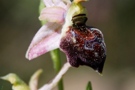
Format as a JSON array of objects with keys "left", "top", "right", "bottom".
[{"left": 0, "top": 0, "right": 135, "bottom": 90}]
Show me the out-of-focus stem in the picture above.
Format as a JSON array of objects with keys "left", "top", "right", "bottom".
[
  {"left": 50, "top": 49, "right": 61, "bottom": 73},
  {"left": 86, "top": 81, "right": 92, "bottom": 90},
  {"left": 50, "top": 49, "right": 64, "bottom": 90},
  {"left": 39, "top": 62, "right": 71, "bottom": 90}
]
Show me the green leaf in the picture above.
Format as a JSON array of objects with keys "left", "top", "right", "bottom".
[
  {"left": 86, "top": 81, "right": 92, "bottom": 90},
  {"left": 0, "top": 73, "right": 30, "bottom": 90}
]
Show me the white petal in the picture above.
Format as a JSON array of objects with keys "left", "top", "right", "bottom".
[
  {"left": 54, "top": 1, "right": 67, "bottom": 10},
  {"left": 39, "top": 7, "right": 66, "bottom": 24},
  {"left": 26, "top": 22, "right": 62, "bottom": 60},
  {"left": 43, "top": 0, "right": 54, "bottom": 7},
  {"left": 57, "top": 0, "right": 71, "bottom": 10},
  {"left": 43, "top": 0, "right": 70, "bottom": 10}
]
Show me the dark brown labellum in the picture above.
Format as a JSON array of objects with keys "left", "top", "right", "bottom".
[{"left": 60, "top": 26, "right": 106, "bottom": 73}]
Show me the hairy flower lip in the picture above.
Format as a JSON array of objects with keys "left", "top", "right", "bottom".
[{"left": 60, "top": 26, "right": 106, "bottom": 73}]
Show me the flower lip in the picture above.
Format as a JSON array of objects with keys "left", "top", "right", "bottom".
[{"left": 60, "top": 26, "right": 106, "bottom": 73}]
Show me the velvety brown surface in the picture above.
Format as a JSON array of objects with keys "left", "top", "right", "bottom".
[{"left": 60, "top": 26, "right": 106, "bottom": 73}]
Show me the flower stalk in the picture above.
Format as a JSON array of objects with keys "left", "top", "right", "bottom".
[
  {"left": 39, "top": 62, "right": 71, "bottom": 90},
  {"left": 50, "top": 49, "right": 64, "bottom": 90}
]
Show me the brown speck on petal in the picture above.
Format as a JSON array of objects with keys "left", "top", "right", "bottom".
[{"left": 60, "top": 26, "right": 106, "bottom": 73}]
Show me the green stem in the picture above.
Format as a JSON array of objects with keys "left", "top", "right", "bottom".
[
  {"left": 86, "top": 81, "right": 92, "bottom": 90},
  {"left": 50, "top": 49, "right": 64, "bottom": 90}
]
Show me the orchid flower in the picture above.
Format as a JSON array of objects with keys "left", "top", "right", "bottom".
[
  {"left": 26, "top": 0, "right": 106, "bottom": 73},
  {"left": 26, "top": 0, "right": 106, "bottom": 89}
]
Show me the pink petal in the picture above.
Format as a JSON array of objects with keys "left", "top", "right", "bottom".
[
  {"left": 54, "top": 0, "right": 68, "bottom": 10},
  {"left": 43, "top": 0, "right": 54, "bottom": 7},
  {"left": 26, "top": 22, "right": 62, "bottom": 60},
  {"left": 39, "top": 7, "right": 66, "bottom": 24},
  {"left": 43, "top": 0, "right": 68, "bottom": 9}
]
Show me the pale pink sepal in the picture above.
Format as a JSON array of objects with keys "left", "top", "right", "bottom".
[
  {"left": 39, "top": 7, "right": 66, "bottom": 24},
  {"left": 43, "top": 0, "right": 54, "bottom": 7},
  {"left": 43, "top": 0, "right": 68, "bottom": 9},
  {"left": 26, "top": 23, "right": 61, "bottom": 60}
]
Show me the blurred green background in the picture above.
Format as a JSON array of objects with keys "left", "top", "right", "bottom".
[{"left": 0, "top": 0, "right": 135, "bottom": 90}]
